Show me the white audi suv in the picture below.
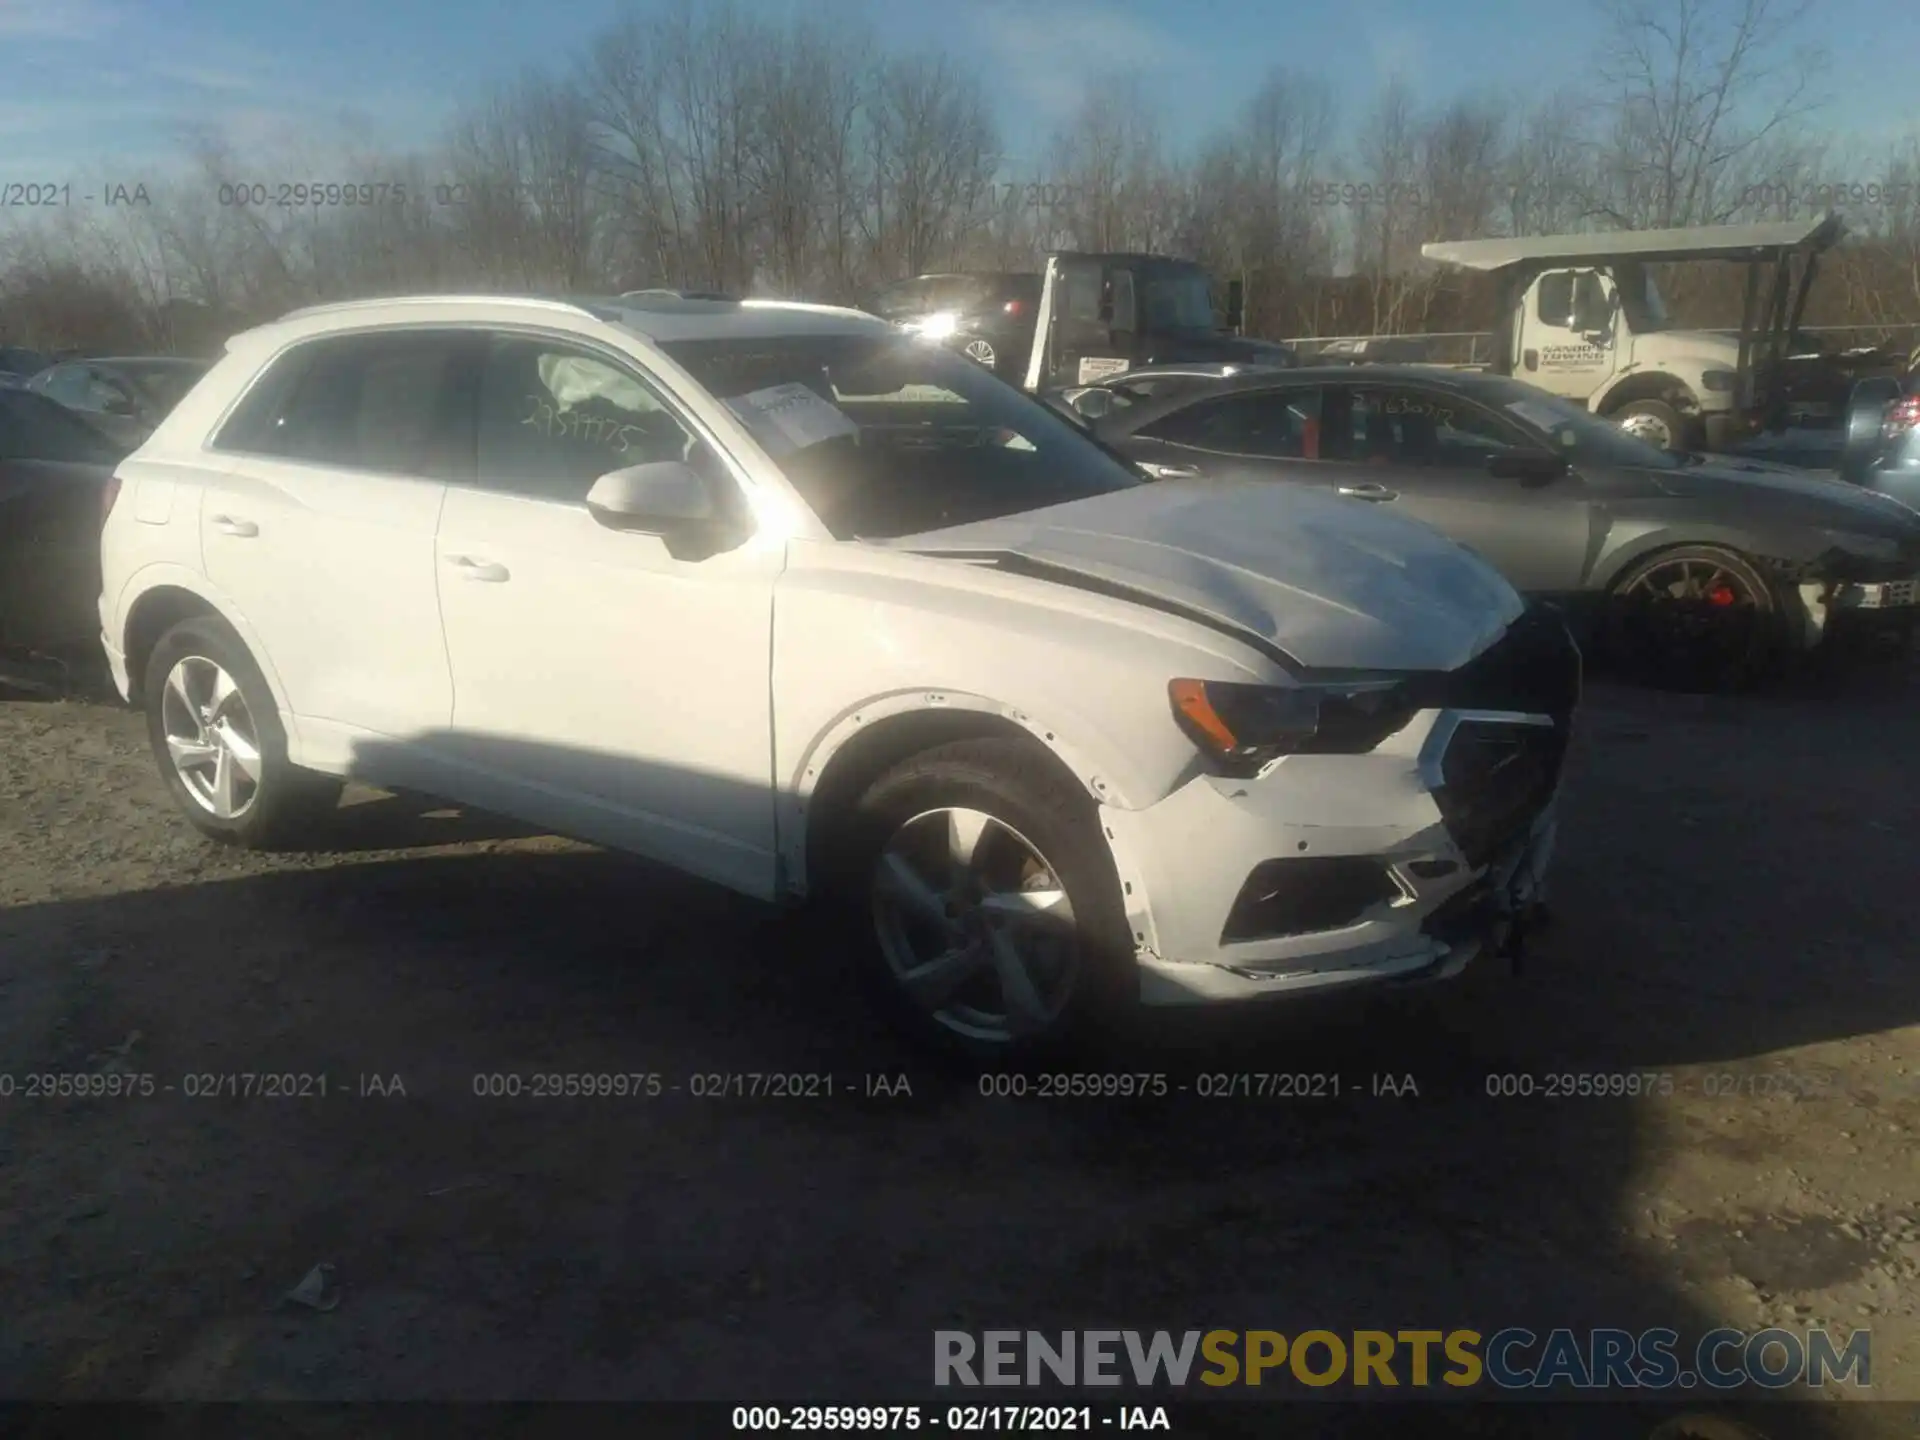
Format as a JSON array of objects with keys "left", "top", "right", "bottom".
[{"left": 98, "top": 292, "right": 1578, "bottom": 1058}]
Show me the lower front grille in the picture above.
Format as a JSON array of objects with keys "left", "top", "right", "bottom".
[
  {"left": 1435, "top": 720, "right": 1565, "bottom": 869},
  {"left": 1219, "top": 857, "right": 1402, "bottom": 944}
]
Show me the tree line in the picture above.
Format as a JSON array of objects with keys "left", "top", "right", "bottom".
[{"left": 3, "top": 0, "right": 1918, "bottom": 358}]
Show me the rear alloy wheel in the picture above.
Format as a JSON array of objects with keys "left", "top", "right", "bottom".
[
  {"left": 1614, "top": 399, "right": 1685, "bottom": 452},
  {"left": 831, "top": 737, "right": 1135, "bottom": 1065},
  {"left": 1605, "top": 545, "right": 1783, "bottom": 691},
  {"left": 961, "top": 338, "right": 998, "bottom": 370},
  {"left": 144, "top": 617, "right": 341, "bottom": 848}
]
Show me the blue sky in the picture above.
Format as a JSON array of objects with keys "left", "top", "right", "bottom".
[{"left": 3, "top": 0, "right": 1916, "bottom": 182}]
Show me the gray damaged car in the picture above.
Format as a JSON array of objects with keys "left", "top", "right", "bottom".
[{"left": 1069, "top": 365, "right": 1920, "bottom": 689}]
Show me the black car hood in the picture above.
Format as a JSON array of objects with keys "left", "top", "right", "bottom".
[{"left": 1623, "top": 455, "right": 1920, "bottom": 537}]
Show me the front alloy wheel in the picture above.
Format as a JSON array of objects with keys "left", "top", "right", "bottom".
[
  {"left": 1606, "top": 545, "right": 1780, "bottom": 690},
  {"left": 870, "top": 806, "right": 1079, "bottom": 1044},
  {"left": 962, "top": 338, "right": 998, "bottom": 369},
  {"left": 160, "top": 655, "right": 263, "bottom": 820}
]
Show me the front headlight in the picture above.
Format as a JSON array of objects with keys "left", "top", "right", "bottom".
[{"left": 1168, "top": 677, "right": 1420, "bottom": 775}]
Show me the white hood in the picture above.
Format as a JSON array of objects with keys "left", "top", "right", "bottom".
[{"left": 884, "top": 480, "right": 1526, "bottom": 672}]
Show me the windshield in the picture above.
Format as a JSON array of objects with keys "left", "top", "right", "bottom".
[
  {"left": 1142, "top": 271, "right": 1217, "bottom": 333},
  {"left": 114, "top": 360, "right": 209, "bottom": 412},
  {"left": 873, "top": 278, "right": 992, "bottom": 321},
  {"left": 1613, "top": 263, "right": 1672, "bottom": 334},
  {"left": 1477, "top": 377, "right": 1685, "bottom": 470},
  {"left": 657, "top": 332, "right": 1141, "bottom": 539}
]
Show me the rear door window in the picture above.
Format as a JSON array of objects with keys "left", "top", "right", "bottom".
[
  {"left": 1139, "top": 388, "right": 1324, "bottom": 459},
  {"left": 214, "top": 332, "right": 475, "bottom": 481}
]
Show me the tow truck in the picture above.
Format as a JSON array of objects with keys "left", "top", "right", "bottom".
[
  {"left": 1328, "top": 212, "right": 1906, "bottom": 453},
  {"left": 875, "top": 252, "right": 1294, "bottom": 393}
]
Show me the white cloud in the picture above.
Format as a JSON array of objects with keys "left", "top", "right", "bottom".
[
  {"left": 970, "top": 0, "right": 1196, "bottom": 125},
  {"left": 148, "top": 63, "right": 266, "bottom": 96}
]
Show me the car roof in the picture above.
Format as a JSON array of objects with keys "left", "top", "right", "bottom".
[
  {"left": 1095, "top": 364, "right": 1513, "bottom": 434},
  {"left": 239, "top": 293, "right": 891, "bottom": 352}
]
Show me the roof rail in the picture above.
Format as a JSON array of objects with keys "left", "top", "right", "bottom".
[
  {"left": 618, "top": 288, "right": 738, "bottom": 303},
  {"left": 273, "top": 294, "right": 600, "bottom": 324}
]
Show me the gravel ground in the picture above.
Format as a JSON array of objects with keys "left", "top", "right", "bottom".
[{"left": 1, "top": 663, "right": 1918, "bottom": 1437}]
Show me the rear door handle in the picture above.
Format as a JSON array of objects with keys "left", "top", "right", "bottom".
[
  {"left": 210, "top": 514, "right": 258, "bottom": 537},
  {"left": 445, "top": 555, "right": 509, "bottom": 582},
  {"left": 1141, "top": 462, "right": 1202, "bottom": 479},
  {"left": 1337, "top": 483, "right": 1398, "bottom": 502}
]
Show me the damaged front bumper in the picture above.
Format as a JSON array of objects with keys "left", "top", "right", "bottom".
[
  {"left": 1783, "top": 550, "right": 1920, "bottom": 652},
  {"left": 1100, "top": 690, "right": 1567, "bottom": 1009},
  {"left": 1127, "top": 798, "right": 1557, "bottom": 1006}
]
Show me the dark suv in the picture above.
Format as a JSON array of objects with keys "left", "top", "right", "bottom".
[{"left": 869, "top": 273, "right": 1043, "bottom": 380}]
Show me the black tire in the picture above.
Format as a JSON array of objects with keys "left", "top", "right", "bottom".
[
  {"left": 1602, "top": 544, "right": 1785, "bottom": 692},
  {"left": 820, "top": 736, "right": 1137, "bottom": 1067},
  {"left": 1612, "top": 398, "right": 1686, "bottom": 452},
  {"left": 143, "top": 616, "right": 342, "bottom": 849}
]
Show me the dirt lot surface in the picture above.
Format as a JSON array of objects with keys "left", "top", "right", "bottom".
[{"left": 2, "top": 665, "right": 1918, "bottom": 1438}]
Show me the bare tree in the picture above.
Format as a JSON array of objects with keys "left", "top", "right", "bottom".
[
  {"left": 589, "top": 1, "right": 760, "bottom": 292},
  {"left": 1353, "top": 78, "right": 1423, "bottom": 331},
  {"left": 1503, "top": 100, "right": 1601, "bottom": 237},
  {"left": 1177, "top": 69, "right": 1335, "bottom": 336},
  {"left": 1588, "top": 0, "right": 1828, "bottom": 229},
  {"left": 864, "top": 52, "right": 1001, "bottom": 280},
  {"left": 444, "top": 68, "right": 600, "bottom": 290},
  {"left": 1045, "top": 75, "right": 1173, "bottom": 252},
  {"left": 743, "top": 18, "right": 870, "bottom": 297}
]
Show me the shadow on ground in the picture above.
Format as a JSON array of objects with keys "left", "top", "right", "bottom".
[{"left": 1, "top": 672, "right": 1915, "bottom": 1438}]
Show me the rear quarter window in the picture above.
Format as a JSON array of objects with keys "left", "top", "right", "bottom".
[{"left": 211, "top": 332, "right": 473, "bottom": 480}]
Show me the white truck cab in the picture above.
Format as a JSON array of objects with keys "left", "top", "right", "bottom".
[{"left": 1423, "top": 212, "right": 1846, "bottom": 453}]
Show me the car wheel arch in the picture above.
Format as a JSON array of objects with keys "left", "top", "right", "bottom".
[
  {"left": 788, "top": 693, "right": 1138, "bottom": 898},
  {"left": 1594, "top": 371, "right": 1699, "bottom": 418},
  {"left": 1592, "top": 530, "right": 1804, "bottom": 597},
  {"left": 121, "top": 579, "right": 292, "bottom": 723}
]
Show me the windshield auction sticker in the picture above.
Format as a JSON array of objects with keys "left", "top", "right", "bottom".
[
  {"left": 725, "top": 382, "right": 858, "bottom": 455},
  {"left": 1077, "top": 356, "right": 1130, "bottom": 383}
]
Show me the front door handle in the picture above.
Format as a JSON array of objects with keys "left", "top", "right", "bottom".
[
  {"left": 445, "top": 555, "right": 510, "bottom": 582},
  {"left": 1337, "top": 483, "right": 1399, "bottom": 502},
  {"left": 210, "top": 515, "right": 258, "bottom": 537},
  {"left": 1141, "top": 462, "right": 1202, "bottom": 480}
]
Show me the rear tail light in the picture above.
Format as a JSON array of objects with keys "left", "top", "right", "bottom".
[
  {"left": 1004, "top": 300, "right": 1023, "bottom": 316},
  {"left": 100, "top": 474, "right": 123, "bottom": 529},
  {"left": 1885, "top": 396, "right": 1920, "bottom": 438}
]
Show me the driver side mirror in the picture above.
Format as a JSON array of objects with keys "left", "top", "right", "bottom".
[
  {"left": 1070, "top": 388, "right": 1115, "bottom": 420},
  {"left": 585, "top": 461, "right": 732, "bottom": 551},
  {"left": 1488, "top": 450, "right": 1569, "bottom": 486}
]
